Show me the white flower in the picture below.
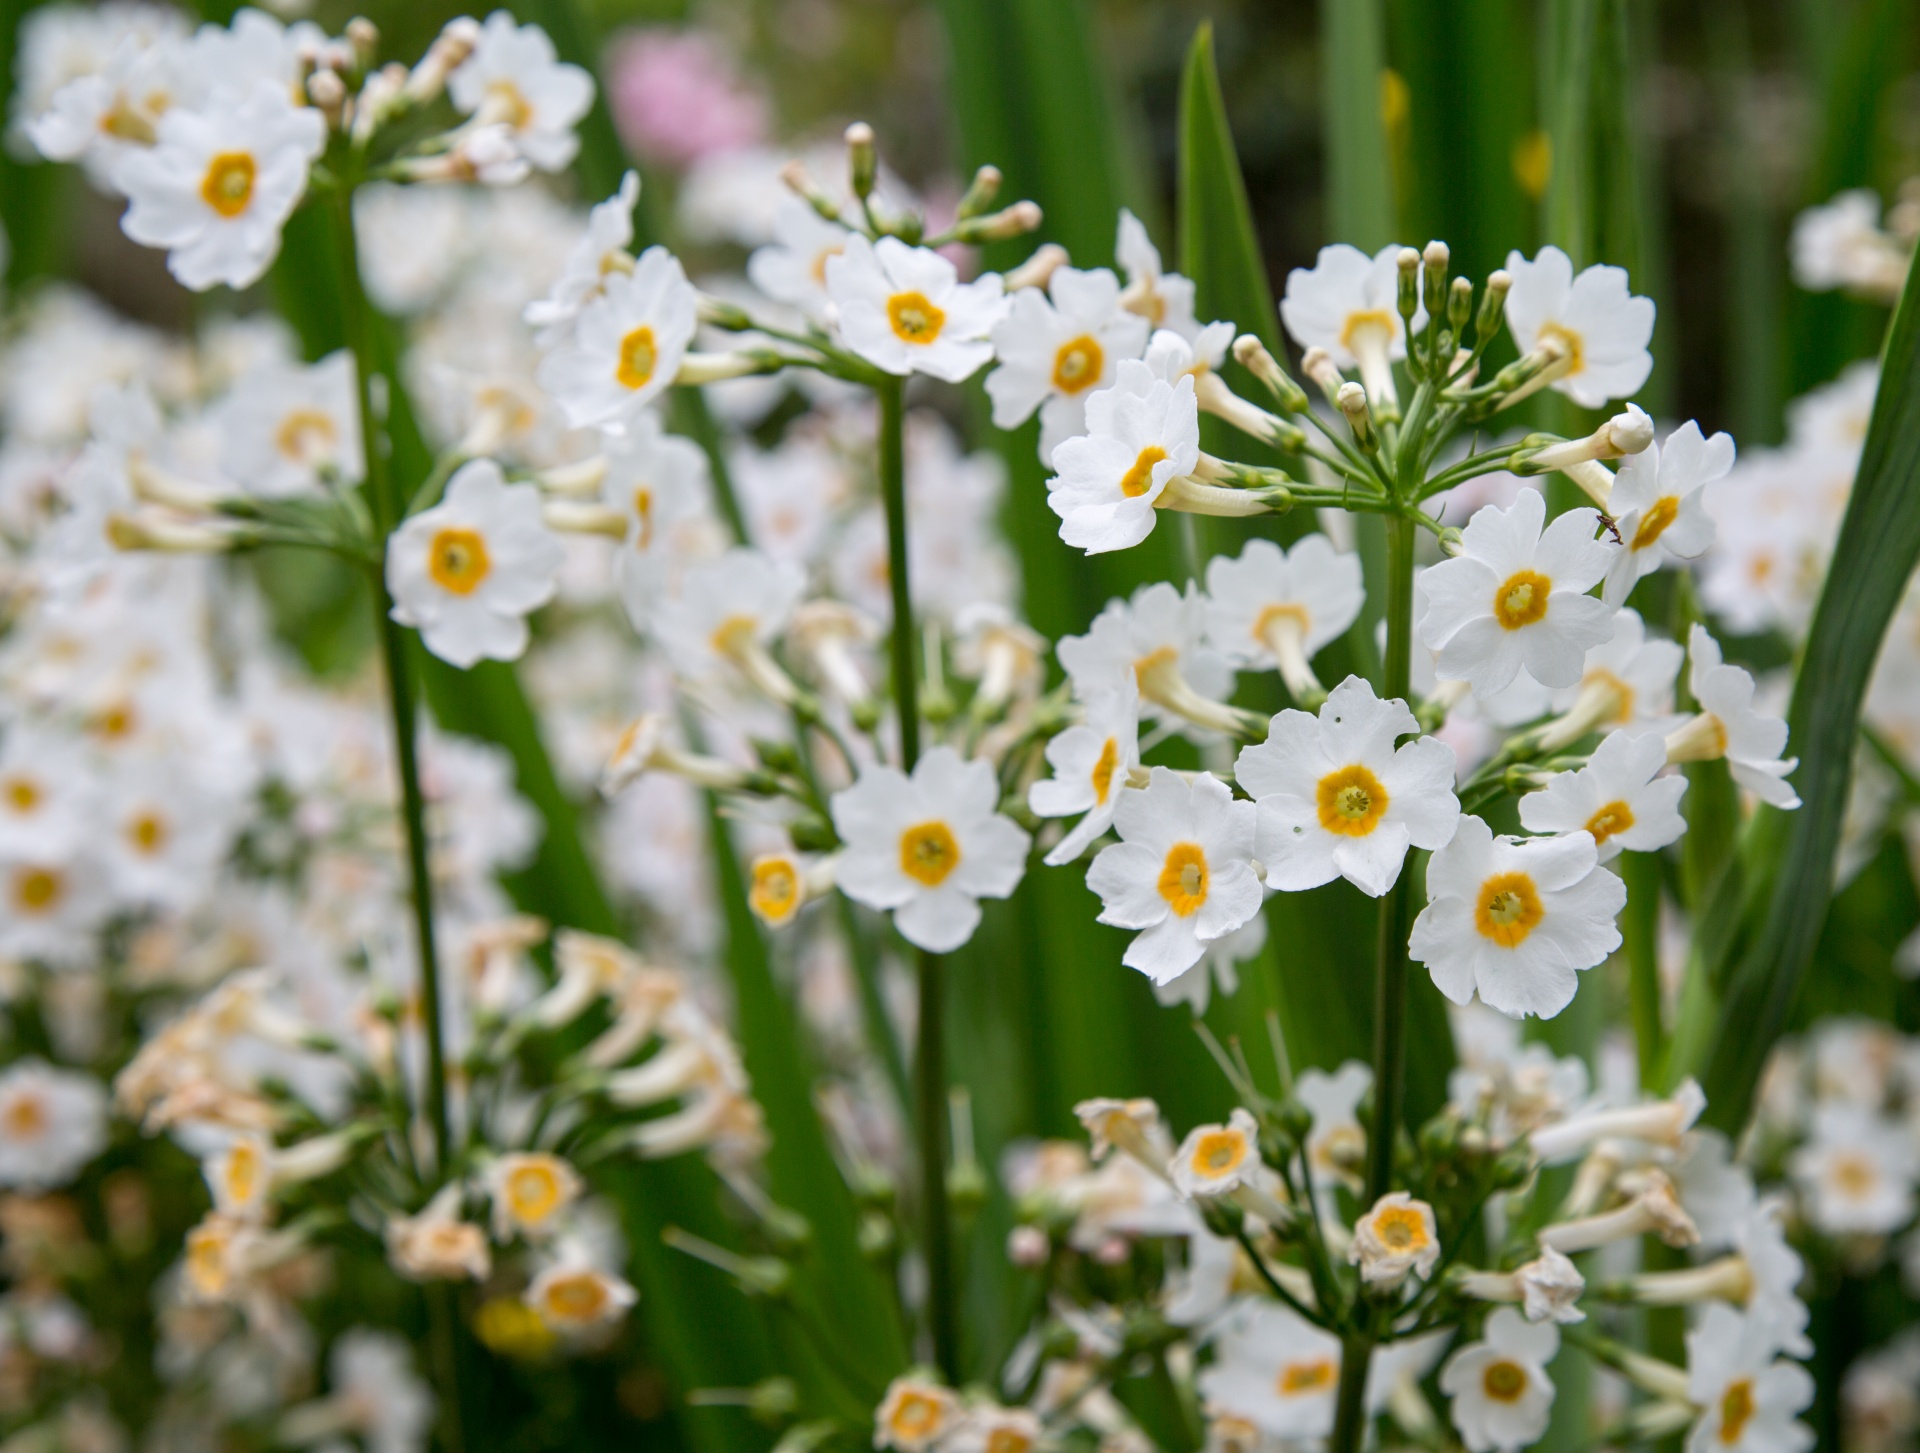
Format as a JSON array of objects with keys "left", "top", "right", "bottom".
[
  {"left": 448, "top": 11, "right": 594, "bottom": 173},
  {"left": 1350, "top": 1191, "right": 1441, "bottom": 1288},
  {"left": 987, "top": 265, "right": 1149, "bottom": 461},
  {"left": 1085, "top": 768, "right": 1263, "bottom": 983},
  {"left": 1198, "top": 1302, "right": 1344, "bottom": 1441},
  {"left": 386, "top": 459, "right": 565, "bottom": 668},
  {"left": 99, "top": 762, "right": 240, "bottom": 911},
  {"left": 1666, "top": 626, "right": 1800, "bottom": 808},
  {"left": 1788, "top": 1103, "right": 1919, "bottom": 1236},
  {"left": 1440, "top": 1308, "right": 1560, "bottom": 1453},
  {"left": 113, "top": 78, "right": 324, "bottom": 291},
  {"left": 1602, "top": 420, "right": 1731, "bottom": 606},
  {"left": 0, "top": 726, "right": 94, "bottom": 859},
  {"left": 653, "top": 546, "right": 805, "bottom": 696},
  {"left": 1410, "top": 814, "right": 1626, "bottom": 1019},
  {"left": 535, "top": 247, "right": 699, "bottom": 434},
  {"left": 0, "top": 848, "right": 111, "bottom": 968},
  {"left": 1168, "top": 1107, "right": 1265, "bottom": 1199},
  {"left": 1029, "top": 689, "right": 1141, "bottom": 865},
  {"left": 27, "top": 29, "right": 191, "bottom": 180},
  {"left": 1236, "top": 675, "right": 1460, "bottom": 897},
  {"left": 1156, "top": 912, "right": 1266, "bottom": 1016},
  {"left": 1056, "top": 583, "right": 1238, "bottom": 737},
  {"left": 830, "top": 747, "right": 1031, "bottom": 953},
  {"left": 1204, "top": 535, "right": 1365, "bottom": 698},
  {"left": 873, "top": 1377, "right": 960, "bottom": 1452},
  {"left": 599, "top": 415, "right": 714, "bottom": 625},
  {"left": 1115, "top": 208, "right": 1200, "bottom": 336},
  {"left": 0, "top": 1060, "right": 108, "bottom": 1191},
  {"left": 319, "top": 1332, "right": 434, "bottom": 1453},
  {"left": 1543, "top": 606, "right": 1685, "bottom": 740},
  {"left": 1417, "top": 488, "right": 1617, "bottom": 698},
  {"left": 1518, "top": 729, "right": 1687, "bottom": 861},
  {"left": 746, "top": 195, "right": 853, "bottom": 322},
  {"left": 1685, "top": 1303, "right": 1815, "bottom": 1453},
  {"left": 485, "top": 1152, "right": 583, "bottom": 1241},
  {"left": 1296, "top": 1060, "right": 1372, "bottom": 1191},
  {"left": 1046, "top": 363, "right": 1200, "bottom": 554},
  {"left": 525, "top": 1261, "right": 637, "bottom": 1334},
  {"left": 1280, "top": 243, "right": 1426, "bottom": 408},
  {"left": 213, "top": 349, "right": 362, "bottom": 498},
  {"left": 824, "top": 234, "right": 1007, "bottom": 382},
  {"left": 1502, "top": 245, "right": 1656, "bottom": 407},
  {"left": 524, "top": 171, "right": 642, "bottom": 346},
  {"left": 1791, "top": 189, "right": 1909, "bottom": 298}
]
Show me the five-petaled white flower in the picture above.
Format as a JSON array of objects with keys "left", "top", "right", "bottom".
[
  {"left": 1602, "top": 420, "right": 1730, "bottom": 607},
  {"left": 1665, "top": 626, "right": 1800, "bottom": 809},
  {"left": 1084, "top": 767, "right": 1263, "bottom": 983},
  {"left": 1236, "top": 675, "right": 1460, "bottom": 897},
  {"left": 1350, "top": 1191, "right": 1442, "bottom": 1288},
  {"left": 1279, "top": 243, "right": 1427, "bottom": 409},
  {"left": 1204, "top": 535, "right": 1365, "bottom": 699},
  {"left": 1047, "top": 361, "right": 1200, "bottom": 554},
  {"left": 536, "top": 247, "right": 698, "bottom": 434},
  {"left": 1788, "top": 1103, "right": 1918, "bottom": 1236},
  {"left": 1518, "top": 729, "right": 1688, "bottom": 862},
  {"left": 213, "top": 349, "right": 363, "bottom": 498},
  {"left": 987, "top": 265, "right": 1149, "bottom": 462},
  {"left": 746, "top": 195, "right": 852, "bottom": 322},
  {"left": 1115, "top": 208, "right": 1201, "bottom": 336},
  {"left": 448, "top": 11, "right": 594, "bottom": 173},
  {"left": 113, "top": 78, "right": 325, "bottom": 291},
  {"left": 1417, "top": 489, "right": 1617, "bottom": 698},
  {"left": 831, "top": 746, "right": 1031, "bottom": 953},
  {"left": 386, "top": 459, "right": 565, "bottom": 669},
  {"left": 1197, "top": 1302, "right": 1344, "bottom": 1441},
  {"left": 1057, "top": 583, "right": 1238, "bottom": 737},
  {"left": 524, "top": 171, "right": 643, "bottom": 346},
  {"left": 1439, "top": 1307, "right": 1561, "bottom": 1453},
  {"left": 1410, "top": 814, "right": 1625, "bottom": 1019},
  {"left": 1029, "top": 689, "right": 1141, "bottom": 866},
  {"left": 1502, "top": 245, "right": 1656, "bottom": 408},
  {"left": 653, "top": 547, "right": 805, "bottom": 698},
  {"left": 0, "top": 1059, "right": 108, "bottom": 1191},
  {"left": 1168, "top": 1106, "right": 1264, "bottom": 1199},
  {"left": 1684, "top": 1303, "right": 1815, "bottom": 1453},
  {"left": 826, "top": 234, "right": 1006, "bottom": 382}
]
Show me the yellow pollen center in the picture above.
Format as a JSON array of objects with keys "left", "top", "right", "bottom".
[
  {"left": 507, "top": 1165, "right": 561, "bottom": 1222},
  {"left": 1538, "top": 322, "right": 1586, "bottom": 377},
  {"left": 1631, "top": 496, "right": 1680, "bottom": 550},
  {"left": 1278, "top": 1359, "right": 1336, "bottom": 1396},
  {"left": 94, "top": 703, "right": 135, "bottom": 740},
  {"left": 1316, "top": 763, "right": 1390, "bottom": 837},
  {"left": 1252, "top": 602, "right": 1310, "bottom": 653},
  {"left": 616, "top": 326, "right": 659, "bottom": 390},
  {"left": 200, "top": 152, "right": 256, "bottom": 218},
  {"left": 225, "top": 1143, "right": 261, "bottom": 1204},
  {"left": 186, "top": 1226, "right": 231, "bottom": 1296},
  {"left": 4, "top": 777, "right": 40, "bottom": 813},
  {"left": 1340, "top": 310, "right": 1397, "bottom": 356},
  {"left": 1475, "top": 872, "right": 1544, "bottom": 947},
  {"left": 1090, "top": 736, "right": 1121, "bottom": 805},
  {"left": 14, "top": 867, "right": 63, "bottom": 914},
  {"left": 3, "top": 1094, "right": 47, "bottom": 1140},
  {"left": 1831, "top": 1154, "right": 1878, "bottom": 1199},
  {"left": 128, "top": 811, "right": 168, "bottom": 855},
  {"left": 1373, "top": 1207, "right": 1428, "bottom": 1250},
  {"left": 274, "top": 409, "right": 337, "bottom": 465},
  {"left": 1494, "top": 570, "right": 1553, "bottom": 629},
  {"left": 428, "top": 527, "right": 491, "bottom": 595},
  {"left": 1482, "top": 1360, "right": 1529, "bottom": 1403},
  {"left": 1158, "top": 842, "right": 1210, "bottom": 916},
  {"left": 891, "top": 1394, "right": 943, "bottom": 1440},
  {"left": 900, "top": 821, "right": 960, "bottom": 887},
  {"left": 983, "top": 1430, "right": 1031, "bottom": 1453},
  {"left": 1584, "top": 800, "right": 1634, "bottom": 845},
  {"left": 750, "top": 858, "right": 800, "bottom": 921},
  {"left": 1120, "top": 445, "right": 1168, "bottom": 498},
  {"left": 543, "top": 1273, "right": 608, "bottom": 1322},
  {"left": 886, "top": 291, "right": 946, "bottom": 344},
  {"left": 484, "top": 79, "right": 532, "bottom": 129},
  {"left": 631, "top": 487, "right": 654, "bottom": 550},
  {"left": 708, "top": 614, "right": 757, "bottom": 660},
  {"left": 1190, "top": 1128, "right": 1247, "bottom": 1177},
  {"left": 1051, "top": 334, "right": 1105, "bottom": 393},
  {"left": 1133, "top": 644, "right": 1179, "bottom": 690},
  {"left": 1718, "top": 1379, "right": 1755, "bottom": 1445}
]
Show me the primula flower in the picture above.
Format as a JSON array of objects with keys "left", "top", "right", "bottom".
[
  {"left": 824, "top": 234, "right": 1007, "bottom": 382},
  {"left": 873, "top": 1377, "right": 960, "bottom": 1452},
  {"left": 525, "top": 1261, "right": 638, "bottom": 1334},
  {"left": 1280, "top": 243, "right": 1427, "bottom": 410},
  {"left": 113, "top": 78, "right": 325, "bottom": 291},
  {"left": 653, "top": 547, "right": 805, "bottom": 699},
  {"left": 1417, "top": 489, "right": 1617, "bottom": 698},
  {"left": 1410, "top": 814, "right": 1626, "bottom": 1019},
  {"left": 747, "top": 195, "right": 852, "bottom": 321},
  {"left": 99, "top": 763, "right": 240, "bottom": 910},
  {"left": 212, "top": 349, "right": 363, "bottom": 498},
  {"left": 1167, "top": 1106, "right": 1264, "bottom": 1199},
  {"left": 1349, "top": 1191, "right": 1441, "bottom": 1288},
  {"left": 387, "top": 460, "right": 565, "bottom": 669},
  {"left": 1115, "top": 209, "right": 1205, "bottom": 337},
  {"left": 598, "top": 415, "right": 714, "bottom": 625},
  {"left": 1204, "top": 535, "right": 1365, "bottom": 700},
  {"left": 385, "top": 1186, "right": 492, "bottom": 1283},
  {"left": 1084, "top": 767, "right": 1263, "bottom": 983},
  {"left": 1684, "top": 1303, "right": 1815, "bottom": 1453},
  {"left": 486, "top": 1152, "right": 583, "bottom": 1242},
  {"left": 1057, "top": 583, "right": 1240, "bottom": 737},
  {"left": 1603, "top": 420, "right": 1730, "bottom": 606},
  {"left": 535, "top": 247, "right": 699, "bottom": 434},
  {"left": 524, "top": 171, "right": 642, "bottom": 346},
  {"left": 1046, "top": 362, "right": 1200, "bottom": 554},
  {"left": 291, "top": 1334, "right": 434, "bottom": 1453},
  {"left": 1502, "top": 245, "right": 1656, "bottom": 408},
  {"left": 0, "top": 1060, "right": 108, "bottom": 1191},
  {"left": 987, "top": 264, "right": 1149, "bottom": 461},
  {"left": 1788, "top": 1103, "right": 1918, "bottom": 1236},
  {"left": 1296, "top": 1060, "right": 1372, "bottom": 1192},
  {"left": 448, "top": 11, "right": 594, "bottom": 173},
  {"left": 1439, "top": 1307, "right": 1560, "bottom": 1453},
  {"left": 1029, "top": 688, "right": 1141, "bottom": 865},
  {"left": 1665, "top": 626, "right": 1800, "bottom": 809},
  {"left": 1197, "top": 1303, "right": 1343, "bottom": 1441},
  {"left": 0, "top": 847, "right": 110, "bottom": 968},
  {"left": 1537, "top": 606, "right": 1685, "bottom": 747},
  {"left": 1791, "top": 189, "right": 1910, "bottom": 299},
  {"left": 1518, "top": 729, "right": 1688, "bottom": 861},
  {"left": 0, "top": 727, "right": 93, "bottom": 858},
  {"left": 1236, "top": 675, "right": 1460, "bottom": 897},
  {"left": 830, "top": 747, "right": 1031, "bottom": 953}
]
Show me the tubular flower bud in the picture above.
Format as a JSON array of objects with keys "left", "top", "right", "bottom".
[
  {"left": 779, "top": 159, "right": 842, "bottom": 221},
  {"left": 1457, "top": 1247, "right": 1587, "bottom": 1324},
  {"left": 1518, "top": 405, "right": 1655, "bottom": 484},
  {"left": 1232, "top": 334, "right": 1310, "bottom": 412},
  {"left": 1529, "top": 1079, "right": 1706, "bottom": 1163},
  {"left": 1538, "top": 1170, "right": 1700, "bottom": 1253},
  {"left": 843, "top": 121, "right": 877, "bottom": 199},
  {"left": 540, "top": 500, "right": 628, "bottom": 538},
  {"left": 1615, "top": 1253, "right": 1754, "bottom": 1307},
  {"left": 956, "top": 163, "right": 1003, "bottom": 219},
  {"left": 954, "top": 200, "right": 1044, "bottom": 244},
  {"left": 788, "top": 600, "right": 879, "bottom": 707},
  {"left": 108, "top": 511, "right": 242, "bottom": 553},
  {"left": 405, "top": 17, "right": 480, "bottom": 105},
  {"left": 535, "top": 456, "right": 610, "bottom": 499},
  {"left": 1003, "top": 243, "right": 1069, "bottom": 293},
  {"left": 1337, "top": 382, "right": 1376, "bottom": 453},
  {"left": 1475, "top": 268, "right": 1512, "bottom": 343},
  {"left": 601, "top": 713, "right": 754, "bottom": 796},
  {"left": 1193, "top": 369, "right": 1305, "bottom": 451}
]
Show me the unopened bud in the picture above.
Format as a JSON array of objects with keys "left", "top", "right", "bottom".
[
  {"left": 1300, "top": 346, "right": 1345, "bottom": 402},
  {"left": 1232, "top": 334, "right": 1309, "bottom": 412},
  {"left": 307, "top": 67, "right": 346, "bottom": 119},
  {"left": 1448, "top": 276, "right": 1473, "bottom": 332},
  {"left": 779, "top": 161, "right": 842, "bottom": 222},
  {"left": 1475, "top": 269, "right": 1512, "bottom": 344},
  {"left": 956, "top": 164, "right": 1003, "bottom": 219},
  {"left": 345, "top": 17, "right": 378, "bottom": 66},
  {"left": 1338, "top": 382, "right": 1376, "bottom": 452},
  {"left": 1007, "top": 1224, "right": 1050, "bottom": 1267},
  {"left": 1004, "top": 242, "right": 1068, "bottom": 292},
  {"left": 1396, "top": 247, "right": 1421, "bottom": 321},
  {"left": 844, "top": 122, "right": 877, "bottom": 201},
  {"left": 956, "top": 200, "right": 1042, "bottom": 243},
  {"left": 1422, "top": 239, "right": 1450, "bottom": 316}
]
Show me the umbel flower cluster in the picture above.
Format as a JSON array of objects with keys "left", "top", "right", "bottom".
[{"left": 0, "top": 5, "right": 1914, "bottom": 1453}]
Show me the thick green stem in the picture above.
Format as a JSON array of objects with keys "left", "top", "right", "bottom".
[
  {"left": 875, "top": 374, "right": 958, "bottom": 1377},
  {"left": 1328, "top": 1329, "right": 1374, "bottom": 1453},
  {"left": 332, "top": 186, "right": 452, "bottom": 1173}
]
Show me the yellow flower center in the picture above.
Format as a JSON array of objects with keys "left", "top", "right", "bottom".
[
  {"left": 1252, "top": 602, "right": 1310, "bottom": 652},
  {"left": 1119, "top": 445, "right": 1168, "bottom": 498},
  {"left": 1583, "top": 668, "right": 1635, "bottom": 727},
  {"left": 616, "top": 326, "right": 659, "bottom": 390},
  {"left": 200, "top": 152, "right": 256, "bottom": 218},
  {"left": 900, "top": 821, "right": 961, "bottom": 887},
  {"left": 274, "top": 409, "right": 337, "bottom": 465},
  {"left": 3, "top": 1093, "right": 47, "bottom": 1140},
  {"left": 1189, "top": 1127, "right": 1247, "bottom": 1178},
  {"left": 1090, "top": 736, "right": 1121, "bottom": 806},
  {"left": 428, "top": 527, "right": 491, "bottom": 595},
  {"left": 506, "top": 1163, "right": 562, "bottom": 1223},
  {"left": 1830, "top": 1153, "right": 1878, "bottom": 1199},
  {"left": 890, "top": 1393, "right": 944, "bottom": 1441},
  {"left": 707, "top": 614, "right": 758, "bottom": 660},
  {"left": 749, "top": 857, "right": 801, "bottom": 922},
  {"left": 1631, "top": 495, "right": 1680, "bottom": 550},
  {"left": 1584, "top": 800, "right": 1634, "bottom": 846},
  {"left": 128, "top": 811, "right": 168, "bottom": 855},
  {"left": 1340, "top": 310, "right": 1397, "bottom": 356},
  {"left": 1316, "top": 763, "right": 1390, "bottom": 837},
  {"left": 1482, "top": 1360, "right": 1529, "bottom": 1403},
  {"left": 1475, "top": 872, "right": 1544, "bottom": 947},
  {"left": 13, "top": 866, "right": 63, "bottom": 915},
  {"left": 1718, "top": 1379, "right": 1755, "bottom": 1445},
  {"left": 93, "top": 702, "right": 136, "bottom": 740},
  {"left": 224, "top": 1142, "right": 262, "bottom": 1205},
  {"left": 1157, "top": 842, "right": 1209, "bottom": 917},
  {"left": 1372, "top": 1205, "right": 1429, "bottom": 1251},
  {"left": 185, "top": 1224, "right": 232, "bottom": 1297},
  {"left": 484, "top": 79, "right": 532, "bottom": 130},
  {"left": 541, "top": 1272, "right": 608, "bottom": 1323},
  {"left": 1538, "top": 321, "right": 1586, "bottom": 376},
  {"left": 1493, "top": 569, "right": 1552, "bottom": 629},
  {"left": 1051, "top": 334, "right": 1105, "bottom": 394},
  {"left": 886, "top": 291, "right": 946, "bottom": 344},
  {"left": 3, "top": 776, "right": 41, "bottom": 813},
  {"left": 631, "top": 487, "right": 654, "bottom": 550},
  {"left": 1278, "top": 1358, "right": 1336, "bottom": 1396},
  {"left": 983, "top": 1429, "right": 1032, "bottom": 1453}
]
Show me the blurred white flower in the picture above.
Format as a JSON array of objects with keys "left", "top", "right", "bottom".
[
  {"left": 535, "top": 247, "right": 698, "bottom": 434},
  {"left": 0, "top": 1060, "right": 108, "bottom": 1191},
  {"left": 1204, "top": 535, "right": 1365, "bottom": 698},
  {"left": 1439, "top": 1307, "right": 1560, "bottom": 1453},
  {"left": 448, "top": 11, "right": 594, "bottom": 173},
  {"left": 1684, "top": 1302, "right": 1815, "bottom": 1453},
  {"left": 746, "top": 195, "right": 852, "bottom": 322},
  {"left": 1665, "top": 626, "right": 1800, "bottom": 809},
  {"left": 213, "top": 349, "right": 362, "bottom": 498},
  {"left": 1789, "top": 1103, "right": 1918, "bottom": 1236},
  {"left": 524, "top": 170, "right": 642, "bottom": 347},
  {"left": 1197, "top": 1302, "right": 1342, "bottom": 1441}
]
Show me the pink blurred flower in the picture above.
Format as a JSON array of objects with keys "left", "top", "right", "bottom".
[{"left": 604, "top": 28, "right": 769, "bottom": 169}]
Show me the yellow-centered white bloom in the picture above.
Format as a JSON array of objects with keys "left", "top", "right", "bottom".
[
  {"left": 1519, "top": 729, "right": 1688, "bottom": 862},
  {"left": 987, "top": 264, "right": 1149, "bottom": 462},
  {"left": 1197, "top": 1302, "right": 1344, "bottom": 1441},
  {"left": 1665, "top": 626, "right": 1800, "bottom": 809},
  {"left": 1204, "top": 535, "right": 1365, "bottom": 698},
  {"left": 384, "top": 1185, "right": 492, "bottom": 1283},
  {"left": 1350, "top": 1191, "right": 1441, "bottom": 1287},
  {"left": 825, "top": 233, "right": 1007, "bottom": 382},
  {"left": 1439, "top": 1307, "right": 1561, "bottom": 1453},
  {"left": 536, "top": 246, "right": 699, "bottom": 434},
  {"left": 1788, "top": 1103, "right": 1918, "bottom": 1236},
  {"left": 1279, "top": 243, "right": 1427, "bottom": 411},
  {"left": 447, "top": 11, "right": 593, "bottom": 173},
  {"left": 486, "top": 1152, "right": 583, "bottom": 1241},
  {"left": 1030, "top": 689, "right": 1142, "bottom": 865},
  {"left": 1502, "top": 245, "right": 1656, "bottom": 408},
  {"left": 0, "top": 1059, "right": 108, "bottom": 1191},
  {"left": 873, "top": 1377, "right": 960, "bottom": 1452},
  {"left": 1602, "top": 420, "right": 1730, "bottom": 607},
  {"left": 213, "top": 349, "right": 362, "bottom": 499},
  {"left": 747, "top": 195, "right": 853, "bottom": 322},
  {"left": 1046, "top": 363, "right": 1202, "bottom": 554},
  {"left": 1168, "top": 1107, "right": 1264, "bottom": 1199},
  {"left": 1684, "top": 1303, "right": 1816, "bottom": 1453},
  {"left": 653, "top": 546, "right": 805, "bottom": 700},
  {"left": 525, "top": 1261, "right": 637, "bottom": 1334}
]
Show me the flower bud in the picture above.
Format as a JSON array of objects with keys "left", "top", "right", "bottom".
[
  {"left": 1004, "top": 242, "right": 1068, "bottom": 292},
  {"left": 844, "top": 122, "right": 877, "bottom": 201},
  {"left": 1397, "top": 246, "right": 1422, "bottom": 322},
  {"left": 956, "top": 163, "right": 1003, "bottom": 219},
  {"left": 1475, "top": 269, "right": 1512, "bottom": 344},
  {"left": 1232, "top": 334, "right": 1309, "bottom": 413}
]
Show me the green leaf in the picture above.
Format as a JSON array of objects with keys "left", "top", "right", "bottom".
[
  {"left": 1691, "top": 249, "right": 1920, "bottom": 1131},
  {"left": 1319, "top": 0, "right": 1395, "bottom": 251},
  {"left": 1177, "top": 24, "right": 1276, "bottom": 353}
]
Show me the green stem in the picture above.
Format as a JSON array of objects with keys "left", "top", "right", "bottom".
[
  {"left": 332, "top": 185, "right": 452, "bottom": 1173},
  {"left": 1328, "top": 1329, "right": 1375, "bottom": 1453},
  {"left": 875, "top": 373, "right": 958, "bottom": 1378}
]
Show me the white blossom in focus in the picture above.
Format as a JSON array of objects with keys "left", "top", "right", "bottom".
[
  {"left": 1503, "top": 245, "right": 1656, "bottom": 408},
  {"left": 824, "top": 234, "right": 1006, "bottom": 382}
]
